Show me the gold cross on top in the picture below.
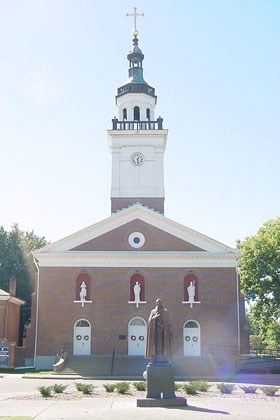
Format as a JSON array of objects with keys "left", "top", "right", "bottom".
[{"left": 126, "top": 7, "right": 144, "bottom": 30}]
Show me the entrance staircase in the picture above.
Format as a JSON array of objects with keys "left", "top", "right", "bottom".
[
  {"left": 58, "top": 355, "right": 147, "bottom": 379},
  {"left": 55, "top": 354, "right": 217, "bottom": 379}
]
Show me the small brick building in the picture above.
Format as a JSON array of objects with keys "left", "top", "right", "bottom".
[
  {"left": 0, "top": 278, "right": 25, "bottom": 368},
  {"left": 28, "top": 25, "right": 248, "bottom": 371}
]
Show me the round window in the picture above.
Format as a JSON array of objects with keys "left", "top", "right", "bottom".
[{"left": 128, "top": 232, "right": 145, "bottom": 248}]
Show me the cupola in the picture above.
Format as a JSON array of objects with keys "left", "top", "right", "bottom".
[{"left": 116, "top": 29, "right": 156, "bottom": 101}]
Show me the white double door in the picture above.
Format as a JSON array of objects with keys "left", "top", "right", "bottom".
[
  {"left": 128, "top": 318, "right": 147, "bottom": 356},
  {"left": 184, "top": 321, "right": 201, "bottom": 356},
  {"left": 73, "top": 320, "right": 91, "bottom": 355}
]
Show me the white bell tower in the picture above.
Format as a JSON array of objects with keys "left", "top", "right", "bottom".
[{"left": 108, "top": 10, "right": 168, "bottom": 214}]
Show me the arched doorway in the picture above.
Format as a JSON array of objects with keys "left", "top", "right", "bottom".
[
  {"left": 128, "top": 317, "right": 147, "bottom": 356},
  {"left": 183, "top": 320, "right": 200, "bottom": 356},
  {"left": 73, "top": 319, "right": 91, "bottom": 355}
]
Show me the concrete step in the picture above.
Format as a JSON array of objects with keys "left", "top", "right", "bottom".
[
  {"left": 235, "top": 356, "right": 280, "bottom": 373},
  {"left": 61, "top": 355, "right": 112, "bottom": 376},
  {"left": 58, "top": 355, "right": 217, "bottom": 379},
  {"left": 173, "top": 357, "right": 216, "bottom": 378}
]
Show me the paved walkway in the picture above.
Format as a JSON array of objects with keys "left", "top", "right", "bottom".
[
  {"left": 0, "top": 374, "right": 279, "bottom": 419},
  {"left": 0, "top": 394, "right": 280, "bottom": 420}
]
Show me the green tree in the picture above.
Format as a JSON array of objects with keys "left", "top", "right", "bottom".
[
  {"left": 237, "top": 217, "right": 280, "bottom": 348},
  {"left": 0, "top": 224, "right": 48, "bottom": 344}
]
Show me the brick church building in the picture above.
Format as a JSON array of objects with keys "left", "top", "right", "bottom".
[{"left": 27, "top": 19, "right": 248, "bottom": 374}]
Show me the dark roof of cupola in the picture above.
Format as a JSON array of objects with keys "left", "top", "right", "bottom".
[{"left": 116, "top": 29, "right": 156, "bottom": 100}]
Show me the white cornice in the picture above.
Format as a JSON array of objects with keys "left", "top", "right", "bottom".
[
  {"left": 0, "top": 294, "right": 25, "bottom": 305},
  {"left": 35, "top": 204, "right": 239, "bottom": 255},
  {"left": 34, "top": 251, "right": 239, "bottom": 268},
  {"left": 108, "top": 131, "right": 168, "bottom": 150}
]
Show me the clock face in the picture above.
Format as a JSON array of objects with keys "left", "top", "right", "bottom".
[{"left": 130, "top": 152, "right": 144, "bottom": 166}]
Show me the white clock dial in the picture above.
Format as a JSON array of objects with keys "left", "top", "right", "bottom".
[{"left": 130, "top": 152, "right": 144, "bottom": 166}]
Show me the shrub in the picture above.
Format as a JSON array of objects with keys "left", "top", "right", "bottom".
[
  {"left": 240, "top": 385, "right": 258, "bottom": 394},
  {"left": 191, "top": 380, "right": 210, "bottom": 392},
  {"left": 182, "top": 382, "right": 198, "bottom": 395},
  {"left": 115, "top": 382, "right": 130, "bottom": 394},
  {"left": 103, "top": 383, "right": 116, "bottom": 393},
  {"left": 217, "top": 383, "right": 235, "bottom": 394},
  {"left": 75, "top": 383, "right": 84, "bottom": 392},
  {"left": 37, "top": 386, "right": 52, "bottom": 398},
  {"left": 52, "top": 384, "right": 68, "bottom": 394},
  {"left": 260, "top": 386, "right": 279, "bottom": 396},
  {"left": 75, "top": 383, "right": 95, "bottom": 395},
  {"left": 174, "top": 382, "right": 182, "bottom": 391},
  {"left": 133, "top": 382, "right": 146, "bottom": 391}
]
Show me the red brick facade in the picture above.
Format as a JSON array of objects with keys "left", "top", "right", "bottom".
[
  {"left": 32, "top": 265, "right": 245, "bottom": 357},
  {"left": 29, "top": 211, "right": 249, "bottom": 368},
  {"left": 0, "top": 297, "right": 24, "bottom": 345}
]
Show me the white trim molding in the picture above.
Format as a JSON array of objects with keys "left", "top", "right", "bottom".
[
  {"left": 182, "top": 301, "right": 201, "bottom": 308},
  {"left": 34, "top": 251, "right": 238, "bottom": 268}
]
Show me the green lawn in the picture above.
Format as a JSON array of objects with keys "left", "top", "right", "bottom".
[
  {"left": 0, "top": 369, "right": 52, "bottom": 375},
  {"left": 0, "top": 417, "right": 32, "bottom": 420}
]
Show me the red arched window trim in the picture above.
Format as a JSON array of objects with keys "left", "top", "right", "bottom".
[{"left": 76, "top": 273, "right": 91, "bottom": 300}]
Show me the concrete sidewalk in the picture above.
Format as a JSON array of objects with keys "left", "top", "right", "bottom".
[
  {"left": 0, "top": 374, "right": 279, "bottom": 419},
  {"left": 0, "top": 394, "right": 280, "bottom": 420}
]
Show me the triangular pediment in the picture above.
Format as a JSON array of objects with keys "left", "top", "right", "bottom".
[
  {"left": 70, "top": 219, "right": 204, "bottom": 252},
  {"left": 34, "top": 204, "right": 238, "bottom": 256}
]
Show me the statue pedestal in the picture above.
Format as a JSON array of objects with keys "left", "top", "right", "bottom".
[{"left": 137, "top": 361, "right": 187, "bottom": 407}]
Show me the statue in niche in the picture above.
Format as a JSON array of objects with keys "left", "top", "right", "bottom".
[
  {"left": 79, "top": 281, "right": 87, "bottom": 307},
  {"left": 187, "top": 281, "right": 196, "bottom": 307},
  {"left": 133, "top": 281, "right": 141, "bottom": 307},
  {"left": 146, "top": 298, "right": 173, "bottom": 362}
]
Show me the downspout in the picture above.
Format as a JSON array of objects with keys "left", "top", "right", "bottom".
[
  {"left": 33, "top": 258, "right": 40, "bottom": 368},
  {"left": 4, "top": 297, "right": 12, "bottom": 338},
  {"left": 236, "top": 261, "right": 241, "bottom": 353}
]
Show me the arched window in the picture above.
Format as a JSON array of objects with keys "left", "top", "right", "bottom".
[
  {"left": 123, "top": 108, "right": 127, "bottom": 120},
  {"left": 134, "top": 106, "right": 140, "bottom": 121},
  {"left": 184, "top": 274, "right": 199, "bottom": 302},
  {"left": 184, "top": 321, "right": 199, "bottom": 329},
  {"left": 146, "top": 108, "right": 150, "bottom": 120},
  {"left": 76, "top": 273, "right": 91, "bottom": 301},
  {"left": 129, "top": 317, "right": 146, "bottom": 327},
  {"left": 130, "top": 273, "right": 145, "bottom": 302},
  {"left": 75, "top": 319, "right": 90, "bottom": 328}
]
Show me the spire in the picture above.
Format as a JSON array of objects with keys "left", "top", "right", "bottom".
[
  {"left": 116, "top": 8, "right": 156, "bottom": 100},
  {"left": 126, "top": 30, "right": 146, "bottom": 84}
]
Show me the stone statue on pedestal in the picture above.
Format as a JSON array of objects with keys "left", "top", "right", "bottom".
[
  {"left": 79, "top": 281, "right": 87, "bottom": 307},
  {"left": 138, "top": 298, "right": 186, "bottom": 406},
  {"left": 146, "top": 298, "right": 172, "bottom": 362},
  {"left": 133, "top": 281, "right": 141, "bottom": 306},
  {"left": 187, "top": 281, "right": 195, "bottom": 307}
]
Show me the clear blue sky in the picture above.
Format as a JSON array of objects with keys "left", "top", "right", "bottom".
[{"left": 0, "top": 0, "right": 279, "bottom": 248}]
